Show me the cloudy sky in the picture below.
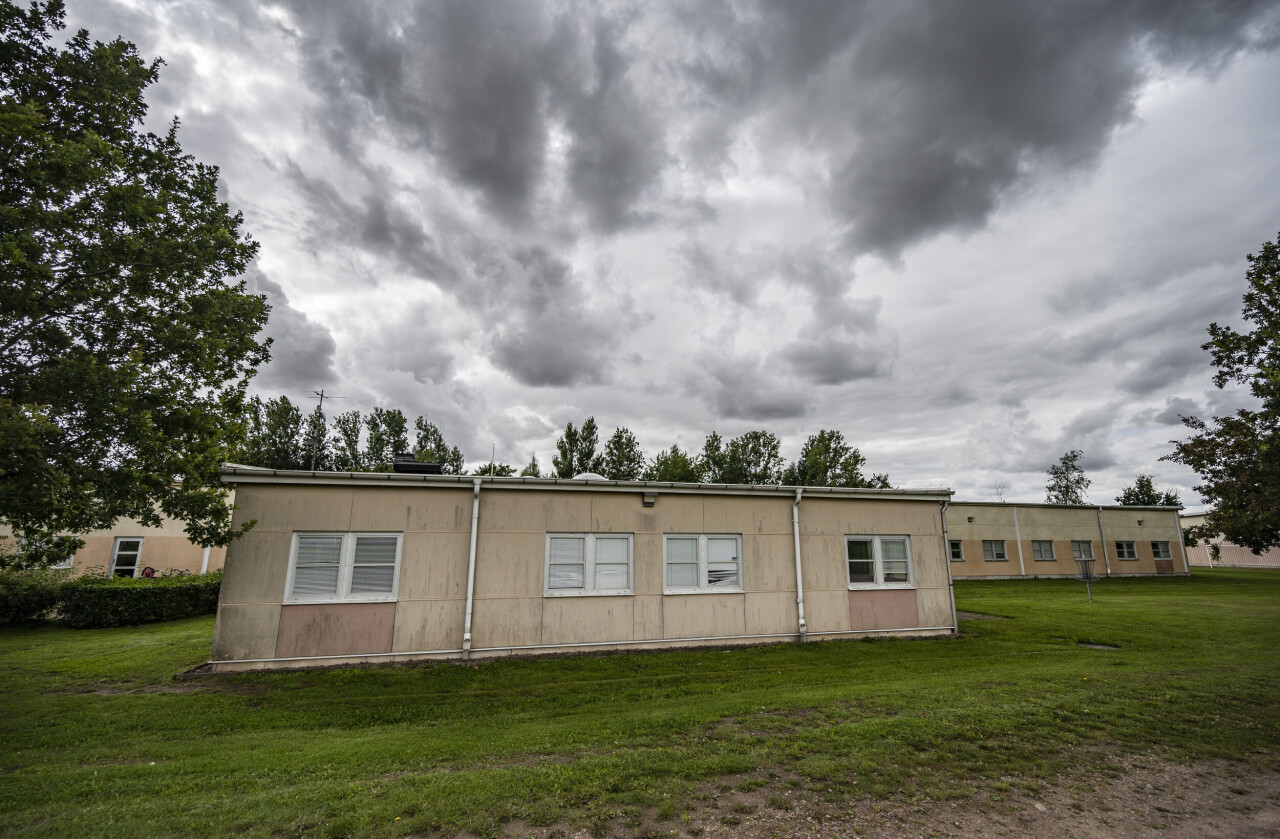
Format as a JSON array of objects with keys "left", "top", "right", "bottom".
[{"left": 70, "top": 0, "right": 1280, "bottom": 507}]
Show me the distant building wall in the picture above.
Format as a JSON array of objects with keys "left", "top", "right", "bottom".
[
  {"left": 1181, "top": 514, "right": 1280, "bottom": 568},
  {"left": 945, "top": 503, "right": 1186, "bottom": 579}
]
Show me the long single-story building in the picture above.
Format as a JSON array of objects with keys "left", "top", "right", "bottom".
[
  {"left": 943, "top": 502, "right": 1188, "bottom": 579},
  {"left": 209, "top": 466, "right": 959, "bottom": 672}
]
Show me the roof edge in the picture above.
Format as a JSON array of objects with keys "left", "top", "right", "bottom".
[{"left": 219, "top": 465, "right": 954, "bottom": 502}]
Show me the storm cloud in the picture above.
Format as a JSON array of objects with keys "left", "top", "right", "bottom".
[{"left": 65, "top": 0, "right": 1280, "bottom": 505}]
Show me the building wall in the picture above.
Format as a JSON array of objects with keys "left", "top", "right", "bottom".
[
  {"left": 1181, "top": 514, "right": 1280, "bottom": 567},
  {"left": 945, "top": 503, "right": 1186, "bottom": 579},
  {"left": 210, "top": 482, "right": 955, "bottom": 671},
  {"left": 1, "top": 514, "right": 226, "bottom": 576}
]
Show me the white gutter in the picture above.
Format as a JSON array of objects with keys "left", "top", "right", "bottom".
[
  {"left": 791, "top": 488, "right": 807, "bottom": 641},
  {"left": 940, "top": 501, "right": 958, "bottom": 634},
  {"left": 1012, "top": 505, "right": 1026, "bottom": 577},
  {"left": 462, "top": 478, "right": 481, "bottom": 659},
  {"left": 200, "top": 546, "right": 211, "bottom": 575},
  {"left": 1096, "top": 506, "right": 1112, "bottom": 576}
]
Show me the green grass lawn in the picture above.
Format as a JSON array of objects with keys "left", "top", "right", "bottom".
[{"left": 1, "top": 569, "right": 1277, "bottom": 838}]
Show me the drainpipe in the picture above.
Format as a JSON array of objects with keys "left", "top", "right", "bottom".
[
  {"left": 940, "top": 502, "right": 958, "bottom": 634},
  {"left": 1173, "top": 511, "right": 1189, "bottom": 574},
  {"left": 1096, "top": 506, "right": 1112, "bottom": 577},
  {"left": 1012, "top": 505, "right": 1026, "bottom": 577},
  {"left": 791, "top": 488, "right": 807, "bottom": 642},
  {"left": 462, "top": 478, "right": 482, "bottom": 659},
  {"left": 200, "top": 546, "right": 211, "bottom": 574}
]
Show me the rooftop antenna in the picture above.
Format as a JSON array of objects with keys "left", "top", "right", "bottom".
[
  {"left": 308, "top": 389, "right": 346, "bottom": 471},
  {"left": 491, "top": 443, "right": 496, "bottom": 476}
]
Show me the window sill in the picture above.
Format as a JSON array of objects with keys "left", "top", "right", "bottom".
[
  {"left": 848, "top": 584, "right": 915, "bottom": 591},
  {"left": 983, "top": 559, "right": 1009, "bottom": 563},
  {"left": 283, "top": 595, "right": 398, "bottom": 605},
  {"left": 1032, "top": 558, "right": 1058, "bottom": 562},
  {"left": 544, "top": 590, "right": 634, "bottom": 597},
  {"left": 663, "top": 588, "right": 744, "bottom": 596}
]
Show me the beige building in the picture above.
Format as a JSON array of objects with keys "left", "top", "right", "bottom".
[
  {"left": 209, "top": 466, "right": 958, "bottom": 672},
  {"left": 2, "top": 511, "right": 226, "bottom": 577},
  {"left": 1181, "top": 513, "right": 1280, "bottom": 568},
  {"left": 944, "top": 502, "right": 1187, "bottom": 578}
]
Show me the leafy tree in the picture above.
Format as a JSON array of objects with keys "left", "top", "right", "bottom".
[
  {"left": 702, "top": 431, "right": 785, "bottom": 484},
  {"left": 301, "top": 405, "right": 331, "bottom": 471},
  {"left": 697, "top": 432, "right": 726, "bottom": 482},
  {"left": 0, "top": 2, "right": 270, "bottom": 561},
  {"left": 601, "top": 427, "right": 645, "bottom": 480},
  {"left": 331, "top": 410, "right": 363, "bottom": 472},
  {"left": 520, "top": 453, "right": 542, "bottom": 478},
  {"left": 644, "top": 445, "right": 700, "bottom": 482},
  {"left": 364, "top": 407, "right": 409, "bottom": 471},
  {"left": 1045, "top": 450, "right": 1090, "bottom": 505},
  {"left": 552, "top": 417, "right": 602, "bottom": 478},
  {"left": 1167, "top": 232, "right": 1280, "bottom": 552},
  {"left": 413, "top": 417, "right": 464, "bottom": 475},
  {"left": 259, "top": 396, "right": 305, "bottom": 470},
  {"left": 781, "top": 429, "right": 890, "bottom": 488},
  {"left": 471, "top": 461, "right": 516, "bottom": 477},
  {"left": 1115, "top": 474, "right": 1180, "bottom": 507}
]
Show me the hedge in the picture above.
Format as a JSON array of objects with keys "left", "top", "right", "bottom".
[
  {"left": 0, "top": 567, "right": 68, "bottom": 625},
  {"left": 0, "top": 569, "right": 222, "bottom": 628}
]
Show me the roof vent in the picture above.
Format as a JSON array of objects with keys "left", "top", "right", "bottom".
[
  {"left": 572, "top": 472, "right": 608, "bottom": 481},
  {"left": 393, "top": 453, "right": 443, "bottom": 475}
]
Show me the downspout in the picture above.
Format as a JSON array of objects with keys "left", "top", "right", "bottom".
[
  {"left": 791, "top": 488, "right": 807, "bottom": 642},
  {"left": 940, "top": 501, "right": 958, "bottom": 634},
  {"left": 1173, "top": 511, "right": 1189, "bottom": 574},
  {"left": 200, "top": 546, "right": 211, "bottom": 575},
  {"left": 1012, "top": 505, "right": 1026, "bottom": 577},
  {"left": 462, "top": 478, "right": 482, "bottom": 659},
  {"left": 1096, "top": 506, "right": 1112, "bottom": 577}
]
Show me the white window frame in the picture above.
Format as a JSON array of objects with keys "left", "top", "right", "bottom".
[
  {"left": 1071, "top": 540, "right": 1094, "bottom": 560},
  {"left": 982, "top": 540, "right": 1007, "bottom": 562},
  {"left": 846, "top": 535, "right": 915, "bottom": 591},
  {"left": 1031, "top": 540, "right": 1055, "bottom": 561},
  {"left": 1116, "top": 540, "right": 1138, "bottom": 560},
  {"left": 949, "top": 540, "right": 964, "bottom": 561},
  {"left": 284, "top": 532, "right": 402, "bottom": 604},
  {"left": 544, "top": 533, "right": 634, "bottom": 597},
  {"left": 1151, "top": 541, "right": 1172, "bottom": 560},
  {"left": 663, "top": 534, "right": 744, "bottom": 594},
  {"left": 109, "top": 537, "right": 144, "bottom": 578}
]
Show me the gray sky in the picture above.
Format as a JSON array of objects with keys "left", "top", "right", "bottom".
[{"left": 70, "top": 0, "right": 1280, "bottom": 508}]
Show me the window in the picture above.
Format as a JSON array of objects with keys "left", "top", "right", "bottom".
[
  {"left": 982, "top": 540, "right": 1007, "bottom": 561},
  {"left": 110, "top": 538, "right": 143, "bottom": 578},
  {"left": 949, "top": 540, "right": 964, "bottom": 561},
  {"left": 1071, "top": 540, "right": 1094, "bottom": 560},
  {"left": 286, "top": 532, "right": 401, "bottom": 602},
  {"left": 846, "top": 536, "right": 914, "bottom": 589},
  {"left": 1116, "top": 541, "right": 1137, "bottom": 560},
  {"left": 545, "top": 534, "right": 633, "bottom": 596},
  {"left": 1151, "top": 541, "right": 1172, "bottom": 560},
  {"left": 1031, "top": 540, "right": 1055, "bottom": 561},
  {"left": 664, "top": 535, "right": 742, "bottom": 593}
]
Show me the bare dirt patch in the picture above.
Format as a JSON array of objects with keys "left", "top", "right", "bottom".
[{"left": 505, "top": 754, "right": 1279, "bottom": 839}]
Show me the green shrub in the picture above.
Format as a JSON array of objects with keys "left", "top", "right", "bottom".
[
  {"left": 58, "top": 571, "right": 223, "bottom": 629},
  {"left": 0, "top": 567, "right": 68, "bottom": 625}
]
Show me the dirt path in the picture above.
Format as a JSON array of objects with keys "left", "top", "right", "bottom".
[
  {"left": 672, "top": 755, "right": 1280, "bottom": 839},
  {"left": 517, "top": 753, "right": 1279, "bottom": 839}
]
